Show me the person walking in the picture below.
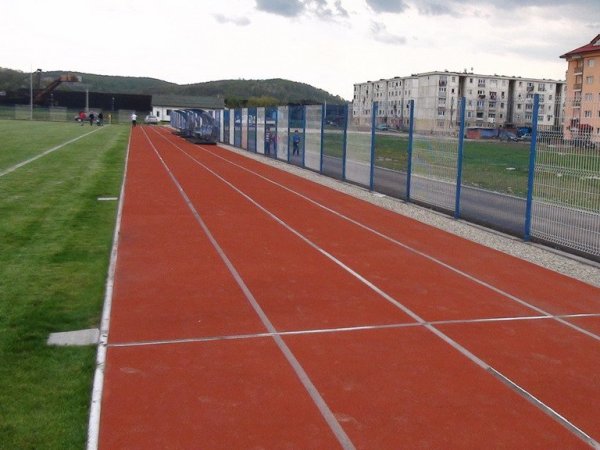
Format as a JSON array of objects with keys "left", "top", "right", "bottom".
[
  {"left": 292, "top": 130, "right": 301, "bottom": 156},
  {"left": 88, "top": 112, "right": 95, "bottom": 126},
  {"left": 98, "top": 112, "right": 104, "bottom": 126},
  {"left": 131, "top": 112, "right": 137, "bottom": 127}
]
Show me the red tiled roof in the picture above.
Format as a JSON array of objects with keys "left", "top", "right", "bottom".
[{"left": 560, "top": 34, "right": 600, "bottom": 58}]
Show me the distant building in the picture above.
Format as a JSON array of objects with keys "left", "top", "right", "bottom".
[
  {"left": 352, "top": 71, "right": 565, "bottom": 131},
  {"left": 560, "top": 34, "right": 600, "bottom": 141},
  {"left": 152, "top": 95, "right": 224, "bottom": 122}
]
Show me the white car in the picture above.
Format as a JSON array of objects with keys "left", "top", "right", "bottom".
[{"left": 144, "top": 114, "right": 159, "bottom": 124}]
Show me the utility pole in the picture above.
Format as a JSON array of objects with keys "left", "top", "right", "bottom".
[{"left": 30, "top": 68, "right": 41, "bottom": 120}]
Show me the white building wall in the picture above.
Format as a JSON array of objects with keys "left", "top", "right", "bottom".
[{"left": 353, "top": 72, "right": 565, "bottom": 131}]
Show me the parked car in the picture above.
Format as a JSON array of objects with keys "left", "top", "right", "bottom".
[
  {"left": 498, "top": 131, "right": 520, "bottom": 142},
  {"left": 375, "top": 124, "right": 389, "bottom": 131},
  {"left": 144, "top": 114, "right": 159, "bottom": 124}
]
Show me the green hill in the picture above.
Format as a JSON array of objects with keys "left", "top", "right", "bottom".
[{"left": 0, "top": 68, "right": 346, "bottom": 107}]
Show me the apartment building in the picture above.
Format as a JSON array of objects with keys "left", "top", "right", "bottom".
[
  {"left": 353, "top": 71, "right": 564, "bottom": 131},
  {"left": 560, "top": 34, "right": 600, "bottom": 140}
]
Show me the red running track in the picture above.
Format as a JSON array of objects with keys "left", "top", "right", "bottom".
[{"left": 93, "top": 126, "right": 600, "bottom": 449}]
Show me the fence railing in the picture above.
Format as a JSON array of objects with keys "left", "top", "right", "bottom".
[{"left": 214, "top": 96, "right": 600, "bottom": 261}]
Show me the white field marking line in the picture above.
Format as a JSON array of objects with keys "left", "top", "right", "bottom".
[
  {"left": 86, "top": 130, "right": 131, "bottom": 450},
  {"left": 107, "top": 312, "right": 600, "bottom": 349},
  {"left": 0, "top": 127, "right": 103, "bottom": 178},
  {"left": 191, "top": 142, "right": 600, "bottom": 343},
  {"left": 141, "top": 128, "right": 356, "bottom": 450},
  {"left": 150, "top": 130, "right": 599, "bottom": 449},
  {"left": 97, "top": 197, "right": 118, "bottom": 201}
]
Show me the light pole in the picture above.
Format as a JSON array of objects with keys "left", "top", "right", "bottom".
[{"left": 30, "top": 68, "right": 41, "bottom": 120}]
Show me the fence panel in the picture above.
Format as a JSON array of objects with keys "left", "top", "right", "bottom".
[
  {"left": 322, "top": 104, "right": 346, "bottom": 180},
  {"left": 276, "top": 106, "right": 289, "bottom": 161},
  {"left": 241, "top": 108, "right": 248, "bottom": 149},
  {"left": 531, "top": 98, "right": 600, "bottom": 259},
  {"left": 265, "top": 107, "right": 277, "bottom": 157},
  {"left": 229, "top": 110, "right": 235, "bottom": 145},
  {"left": 345, "top": 103, "right": 372, "bottom": 187},
  {"left": 256, "top": 107, "right": 265, "bottom": 154},
  {"left": 247, "top": 107, "right": 257, "bottom": 152},
  {"left": 222, "top": 110, "right": 230, "bottom": 144},
  {"left": 234, "top": 109, "right": 242, "bottom": 147},
  {"left": 372, "top": 100, "right": 409, "bottom": 199},
  {"left": 288, "top": 105, "right": 305, "bottom": 166},
  {"left": 409, "top": 100, "right": 462, "bottom": 213},
  {"left": 219, "top": 110, "right": 225, "bottom": 142},
  {"left": 304, "top": 105, "right": 322, "bottom": 171}
]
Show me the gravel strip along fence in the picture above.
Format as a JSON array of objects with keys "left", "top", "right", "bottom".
[{"left": 216, "top": 142, "right": 600, "bottom": 288}]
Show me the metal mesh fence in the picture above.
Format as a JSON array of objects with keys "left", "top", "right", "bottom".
[
  {"left": 234, "top": 109, "right": 242, "bottom": 147},
  {"left": 410, "top": 124, "right": 458, "bottom": 212},
  {"left": 304, "top": 105, "right": 322, "bottom": 171},
  {"left": 257, "top": 107, "right": 266, "bottom": 154},
  {"left": 248, "top": 107, "right": 257, "bottom": 152},
  {"left": 322, "top": 104, "right": 346, "bottom": 180},
  {"left": 276, "top": 106, "right": 289, "bottom": 161},
  {"left": 373, "top": 100, "right": 408, "bottom": 198},
  {"left": 229, "top": 111, "right": 235, "bottom": 145},
  {"left": 265, "top": 107, "right": 277, "bottom": 157},
  {"left": 223, "top": 110, "right": 230, "bottom": 144},
  {"left": 215, "top": 95, "right": 598, "bottom": 261},
  {"left": 241, "top": 108, "right": 248, "bottom": 150},
  {"left": 289, "top": 105, "right": 304, "bottom": 167},
  {"left": 531, "top": 98, "right": 600, "bottom": 258},
  {"left": 345, "top": 103, "right": 372, "bottom": 187}
]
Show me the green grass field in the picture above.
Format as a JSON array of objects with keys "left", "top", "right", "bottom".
[{"left": 0, "top": 120, "right": 128, "bottom": 449}]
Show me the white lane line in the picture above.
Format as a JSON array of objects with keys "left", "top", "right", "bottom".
[
  {"left": 193, "top": 143, "right": 600, "bottom": 343},
  {"left": 86, "top": 130, "right": 131, "bottom": 450},
  {"left": 107, "top": 312, "right": 600, "bottom": 349},
  {"left": 150, "top": 130, "right": 599, "bottom": 449},
  {"left": 97, "top": 197, "right": 118, "bottom": 201},
  {"left": 141, "top": 128, "right": 356, "bottom": 450},
  {"left": 0, "top": 127, "right": 103, "bottom": 178}
]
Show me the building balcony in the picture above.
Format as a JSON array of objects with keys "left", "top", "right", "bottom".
[
  {"left": 439, "top": 81, "right": 447, "bottom": 86},
  {"left": 573, "top": 83, "right": 582, "bottom": 91},
  {"left": 527, "top": 86, "right": 534, "bottom": 92},
  {"left": 572, "top": 100, "right": 581, "bottom": 107},
  {"left": 574, "top": 67, "right": 583, "bottom": 75}
]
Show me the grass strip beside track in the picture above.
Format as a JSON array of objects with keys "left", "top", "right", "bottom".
[{"left": 0, "top": 122, "right": 128, "bottom": 449}]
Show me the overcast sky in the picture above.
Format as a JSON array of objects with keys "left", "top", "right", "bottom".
[{"left": 2, "top": 0, "right": 599, "bottom": 100}]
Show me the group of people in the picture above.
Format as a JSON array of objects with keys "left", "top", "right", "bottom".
[
  {"left": 264, "top": 128, "right": 302, "bottom": 156},
  {"left": 77, "top": 111, "right": 105, "bottom": 126}
]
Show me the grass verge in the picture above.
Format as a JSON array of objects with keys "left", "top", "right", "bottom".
[{"left": 0, "top": 121, "right": 129, "bottom": 449}]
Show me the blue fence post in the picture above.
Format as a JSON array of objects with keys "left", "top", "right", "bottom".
[
  {"left": 275, "top": 108, "right": 279, "bottom": 158},
  {"left": 524, "top": 94, "right": 540, "bottom": 241},
  {"left": 406, "top": 100, "right": 415, "bottom": 201},
  {"left": 342, "top": 104, "right": 348, "bottom": 181},
  {"left": 369, "top": 102, "right": 378, "bottom": 191},
  {"left": 287, "top": 107, "right": 292, "bottom": 163},
  {"left": 302, "top": 106, "right": 306, "bottom": 167},
  {"left": 454, "top": 97, "right": 466, "bottom": 219},
  {"left": 320, "top": 104, "right": 325, "bottom": 173}
]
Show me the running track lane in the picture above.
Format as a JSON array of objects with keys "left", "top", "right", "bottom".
[
  {"left": 96, "top": 126, "right": 599, "bottom": 449},
  {"left": 150, "top": 127, "right": 600, "bottom": 445}
]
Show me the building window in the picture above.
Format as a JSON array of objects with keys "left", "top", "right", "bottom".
[
  {"left": 586, "top": 76, "right": 594, "bottom": 84},
  {"left": 166, "top": 109, "right": 172, "bottom": 115},
  {"left": 476, "top": 112, "right": 483, "bottom": 118},
  {"left": 584, "top": 110, "right": 592, "bottom": 118},
  {"left": 588, "top": 59, "right": 596, "bottom": 67},
  {"left": 500, "top": 103, "right": 505, "bottom": 108},
  {"left": 585, "top": 93, "right": 593, "bottom": 101}
]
